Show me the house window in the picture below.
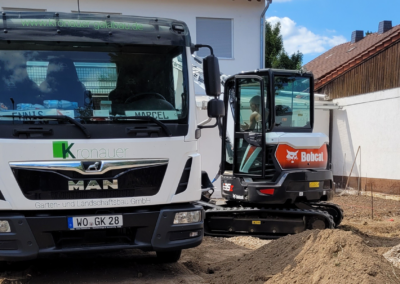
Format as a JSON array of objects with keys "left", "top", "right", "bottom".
[{"left": 196, "top": 18, "right": 233, "bottom": 59}]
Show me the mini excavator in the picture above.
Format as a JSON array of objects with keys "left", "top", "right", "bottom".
[{"left": 192, "top": 55, "right": 344, "bottom": 238}]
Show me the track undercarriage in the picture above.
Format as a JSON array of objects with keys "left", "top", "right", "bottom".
[{"left": 200, "top": 201, "right": 343, "bottom": 239}]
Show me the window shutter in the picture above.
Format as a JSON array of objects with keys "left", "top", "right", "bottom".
[{"left": 196, "top": 18, "right": 233, "bottom": 59}]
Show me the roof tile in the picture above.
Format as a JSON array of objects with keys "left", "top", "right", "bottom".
[{"left": 304, "top": 25, "right": 400, "bottom": 80}]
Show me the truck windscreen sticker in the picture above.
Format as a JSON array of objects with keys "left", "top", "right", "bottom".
[
  {"left": 0, "top": 109, "right": 74, "bottom": 119},
  {"left": 125, "top": 111, "right": 178, "bottom": 120}
]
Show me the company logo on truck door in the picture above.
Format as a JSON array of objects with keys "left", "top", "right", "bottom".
[
  {"left": 53, "top": 141, "right": 128, "bottom": 159},
  {"left": 276, "top": 144, "right": 328, "bottom": 169}
]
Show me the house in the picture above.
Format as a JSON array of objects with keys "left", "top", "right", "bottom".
[{"left": 305, "top": 21, "right": 400, "bottom": 194}]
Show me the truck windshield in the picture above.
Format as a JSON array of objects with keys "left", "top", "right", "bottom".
[
  {"left": 0, "top": 44, "right": 188, "bottom": 123},
  {"left": 274, "top": 76, "right": 311, "bottom": 128}
]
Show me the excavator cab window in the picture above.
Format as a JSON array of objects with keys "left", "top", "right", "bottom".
[
  {"left": 273, "top": 75, "right": 312, "bottom": 129},
  {"left": 232, "top": 75, "right": 266, "bottom": 177},
  {"left": 238, "top": 79, "right": 262, "bottom": 133}
]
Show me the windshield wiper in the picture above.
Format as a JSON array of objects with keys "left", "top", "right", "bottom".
[
  {"left": 0, "top": 115, "right": 91, "bottom": 138},
  {"left": 112, "top": 116, "right": 172, "bottom": 137}
]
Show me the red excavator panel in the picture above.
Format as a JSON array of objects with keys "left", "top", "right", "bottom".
[{"left": 275, "top": 144, "right": 328, "bottom": 169}]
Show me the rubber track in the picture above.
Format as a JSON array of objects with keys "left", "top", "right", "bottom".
[
  {"left": 309, "top": 202, "right": 344, "bottom": 227},
  {"left": 204, "top": 206, "right": 335, "bottom": 238}
]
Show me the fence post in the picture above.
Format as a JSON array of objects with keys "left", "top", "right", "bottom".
[{"left": 371, "top": 183, "right": 374, "bottom": 220}]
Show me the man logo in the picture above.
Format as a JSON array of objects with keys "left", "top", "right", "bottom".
[
  {"left": 286, "top": 150, "right": 298, "bottom": 163},
  {"left": 68, "top": 180, "right": 118, "bottom": 191},
  {"left": 53, "top": 141, "right": 75, "bottom": 159},
  {"left": 86, "top": 162, "right": 100, "bottom": 171}
]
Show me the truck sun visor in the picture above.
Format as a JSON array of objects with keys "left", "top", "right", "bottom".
[{"left": 0, "top": 12, "right": 191, "bottom": 47}]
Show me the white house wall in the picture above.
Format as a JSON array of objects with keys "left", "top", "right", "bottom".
[
  {"left": 332, "top": 87, "right": 400, "bottom": 193},
  {"left": 313, "top": 109, "right": 330, "bottom": 135}
]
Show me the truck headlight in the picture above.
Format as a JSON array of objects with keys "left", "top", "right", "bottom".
[
  {"left": 0, "top": 221, "right": 11, "bottom": 233},
  {"left": 173, "top": 211, "right": 202, "bottom": 224}
]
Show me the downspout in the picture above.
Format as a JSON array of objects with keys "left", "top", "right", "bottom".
[{"left": 260, "top": 0, "right": 273, "bottom": 69}]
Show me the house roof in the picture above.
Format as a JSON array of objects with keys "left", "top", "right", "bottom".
[{"left": 304, "top": 24, "right": 400, "bottom": 90}]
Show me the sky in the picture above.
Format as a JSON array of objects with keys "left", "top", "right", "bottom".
[{"left": 266, "top": 0, "right": 400, "bottom": 65}]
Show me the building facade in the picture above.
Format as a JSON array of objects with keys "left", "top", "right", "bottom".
[{"left": 305, "top": 21, "right": 400, "bottom": 194}]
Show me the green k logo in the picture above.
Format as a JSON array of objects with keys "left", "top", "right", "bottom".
[{"left": 53, "top": 141, "right": 75, "bottom": 159}]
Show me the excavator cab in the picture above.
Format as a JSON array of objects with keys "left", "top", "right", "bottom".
[{"left": 222, "top": 70, "right": 314, "bottom": 176}]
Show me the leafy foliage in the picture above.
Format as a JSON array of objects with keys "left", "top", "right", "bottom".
[{"left": 265, "top": 22, "right": 303, "bottom": 70}]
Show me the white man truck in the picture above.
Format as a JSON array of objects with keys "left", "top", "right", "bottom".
[{"left": 0, "top": 12, "right": 222, "bottom": 263}]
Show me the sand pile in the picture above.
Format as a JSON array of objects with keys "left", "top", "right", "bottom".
[{"left": 208, "top": 230, "right": 400, "bottom": 284}]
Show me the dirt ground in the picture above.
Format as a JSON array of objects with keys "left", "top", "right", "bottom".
[
  {"left": 1, "top": 194, "right": 400, "bottom": 284},
  {"left": 335, "top": 194, "right": 400, "bottom": 251}
]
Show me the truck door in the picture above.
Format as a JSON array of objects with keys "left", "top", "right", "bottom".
[{"left": 233, "top": 75, "right": 266, "bottom": 177}]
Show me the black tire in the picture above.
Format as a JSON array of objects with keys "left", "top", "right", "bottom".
[{"left": 156, "top": 250, "right": 182, "bottom": 263}]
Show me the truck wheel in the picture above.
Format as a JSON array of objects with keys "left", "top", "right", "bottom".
[{"left": 156, "top": 250, "right": 182, "bottom": 263}]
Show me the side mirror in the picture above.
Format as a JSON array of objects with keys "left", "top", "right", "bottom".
[
  {"left": 191, "top": 44, "right": 221, "bottom": 97},
  {"left": 203, "top": 55, "right": 221, "bottom": 97},
  {"left": 197, "top": 98, "right": 225, "bottom": 130},
  {"left": 207, "top": 99, "right": 225, "bottom": 118}
]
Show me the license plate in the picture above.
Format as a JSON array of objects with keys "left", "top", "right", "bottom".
[
  {"left": 67, "top": 215, "right": 123, "bottom": 230},
  {"left": 309, "top": 182, "right": 320, "bottom": 188}
]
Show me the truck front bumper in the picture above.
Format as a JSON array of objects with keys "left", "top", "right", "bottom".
[{"left": 0, "top": 203, "right": 204, "bottom": 261}]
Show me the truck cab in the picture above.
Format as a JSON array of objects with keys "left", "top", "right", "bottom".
[{"left": 0, "top": 12, "right": 206, "bottom": 263}]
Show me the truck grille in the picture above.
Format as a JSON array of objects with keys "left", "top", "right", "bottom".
[{"left": 12, "top": 165, "right": 167, "bottom": 200}]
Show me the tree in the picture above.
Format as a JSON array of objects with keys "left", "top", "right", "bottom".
[
  {"left": 265, "top": 21, "right": 283, "bottom": 69},
  {"left": 265, "top": 21, "right": 303, "bottom": 70},
  {"left": 272, "top": 50, "right": 303, "bottom": 70}
]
